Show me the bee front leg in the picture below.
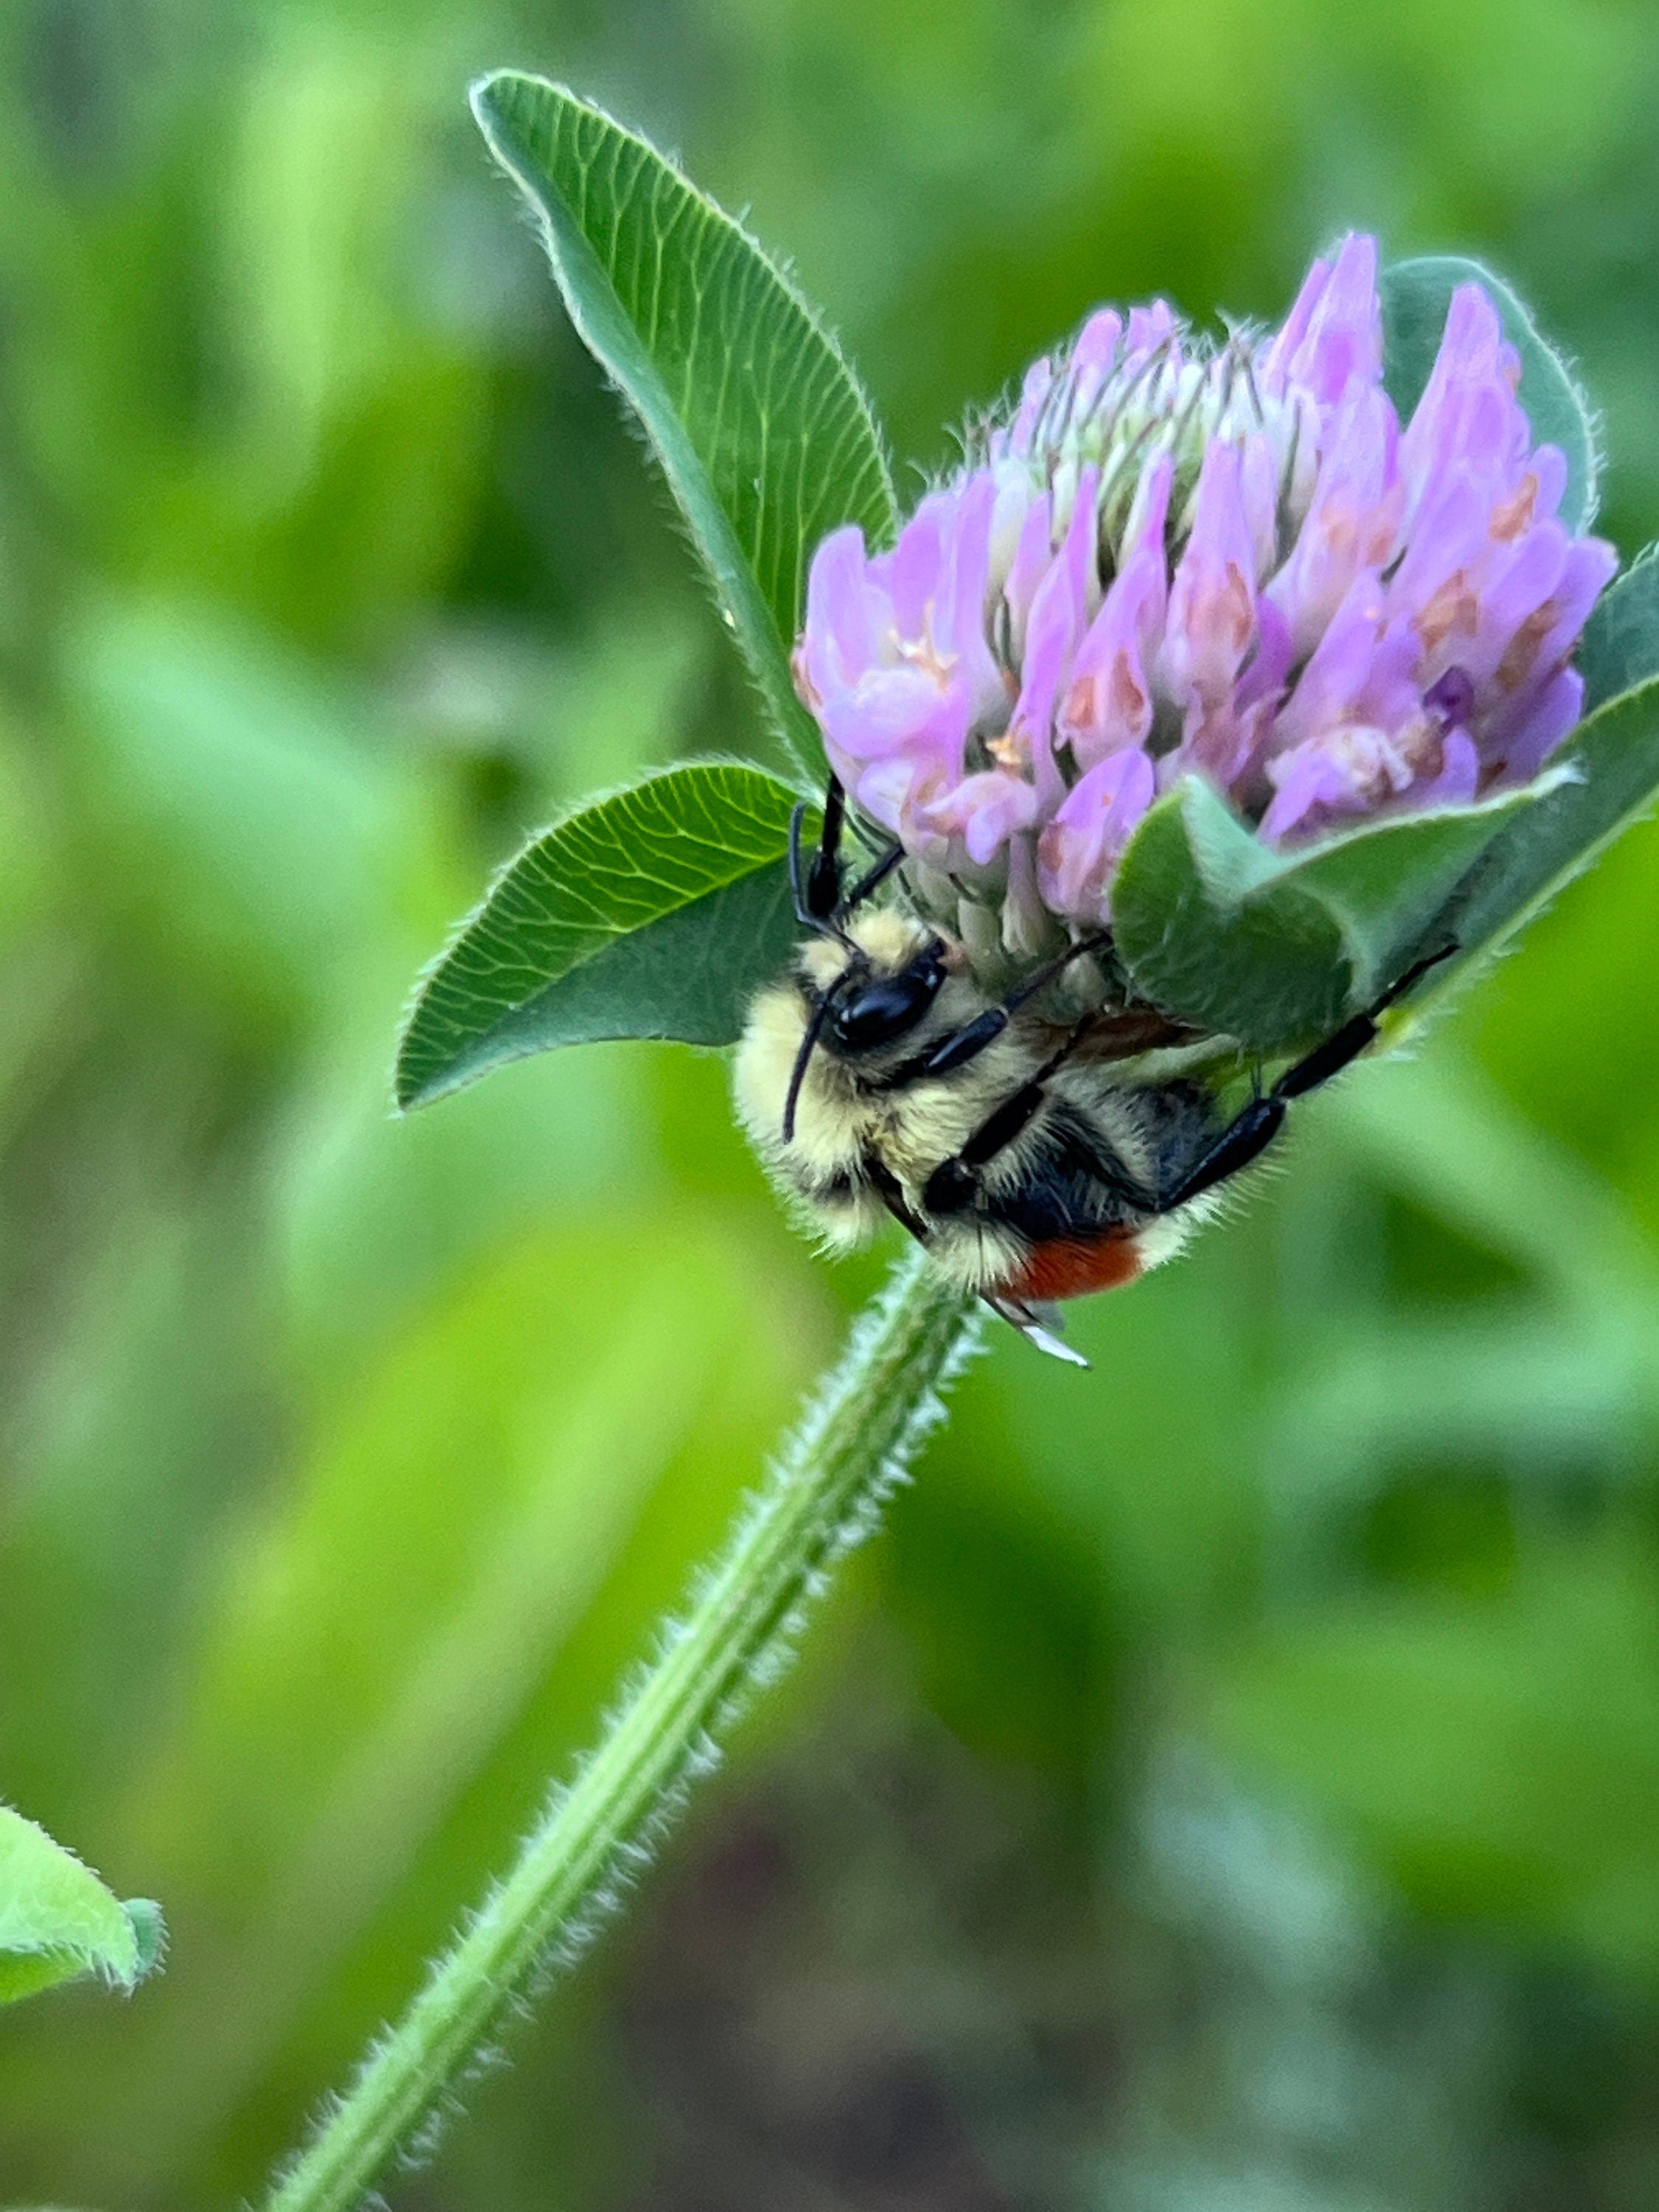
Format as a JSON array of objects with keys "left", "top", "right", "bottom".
[{"left": 790, "top": 777, "right": 846, "bottom": 925}]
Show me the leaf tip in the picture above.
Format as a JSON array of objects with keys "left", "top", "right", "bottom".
[
  {"left": 119, "top": 1899, "right": 167, "bottom": 1988},
  {"left": 389, "top": 1014, "right": 445, "bottom": 1116},
  {"left": 389, "top": 1061, "right": 439, "bottom": 1116},
  {"left": 468, "top": 69, "right": 592, "bottom": 153}
]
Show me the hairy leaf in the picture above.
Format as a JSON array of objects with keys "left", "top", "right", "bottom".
[
  {"left": 396, "top": 762, "right": 801, "bottom": 1108},
  {"left": 1380, "top": 254, "right": 1600, "bottom": 533},
  {"left": 1578, "top": 541, "right": 1659, "bottom": 712},
  {"left": 1441, "top": 677, "right": 1659, "bottom": 961},
  {"left": 1113, "top": 775, "right": 1546, "bottom": 1051},
  {"left": 471, "top": 72, "right": 895, "bottom": 782},
  {"left": 0, "top": 1806, "right": 163, "bottom": 2006}
]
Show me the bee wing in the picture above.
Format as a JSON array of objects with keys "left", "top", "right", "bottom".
[
  {"left": 1068, "top": 1006, "right": 1202, "bottom": 1062},
  {"left": 984, "top": 1293, "right": 1091, "bottom": 1368}
]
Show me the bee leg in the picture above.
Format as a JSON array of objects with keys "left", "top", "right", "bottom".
[
  {"left": 888, "top": 933, "right": 1113, "bottom": 1086},
  {"left": 862, "top": 1151, "right": 929, "bottom": 1242},
  {"left": 790, "top": 777, "right": 846, "bottom": 925},
  {"left": 869, "top": 1142, "right": 1093, "bottom": 1368},
  {"left": 835, "top": 838, "right": 905, "bottom": 920},
  {"left": 1156, "top": 942, "right": 1458, "bottom": 1211},
  {"left": 922, "top": 1020, "right": 1099, "bottom": 1214},
  {"left": 792, "top": 777, "right": 905, "bottom": 931}
]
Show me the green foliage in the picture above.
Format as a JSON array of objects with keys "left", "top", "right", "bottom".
[
  {"left": 1208, "top": 1541, "right": 1659, "bottom": 1966},
  {"left": 1112, "top": 774, "right": 1554, "bottom": 1051},
  {"left": 94, "top": 1218, "right": 815, "bottom": 2184},
  {"left": 10, "top": 1, "right": 1659, "bottom": 2206},
  {"left": 257, "top": 1253, "right": 975, "bottom": 2212},
  {"left": 0, "top": 1807, "right": 162, "bottom": 2006},
  {"left": 65, "top": 602, "right": 441, "bottom": 1020},
  {"left": 1579, "top": 542, "right": 1659, "bottom": 712},
  {"left": 1448, "top": 678, "right": 1659, "bottom": 967},
  {"left": 471, "top": 72, "right": 896, "bottom": 782},
  {"left": 1380, "top": 254, "right": 1601, "bottom": 531},
  {"left": 394, "top": 764, "right": 801, "bottom": 1107}
]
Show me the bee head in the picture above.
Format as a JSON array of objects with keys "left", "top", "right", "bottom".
[{"left": 784, "top": 913, "right": 959, "bottom": 1141}]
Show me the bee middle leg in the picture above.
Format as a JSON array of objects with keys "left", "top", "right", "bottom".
[{"left": 920, "top": 1020, "right": 1100, "bottom": 1216}]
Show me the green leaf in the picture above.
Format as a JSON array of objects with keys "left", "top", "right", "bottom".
[
  {"left": 1380, "top": 254, "right": 1600, "bottom": 533},
  {"left": 1579, "top": 541, "right": 1659, "bottom": 712},
  {"left": 1439, "top": 675, "right": 1659, "bottom": 963},
  {"left": 1111, "top": 774, "right": 1548, "bottom": 1052},
  {"left": 0, "top": 1806, "right": 163, "bottom": 2006},
  {"left": 470, "top": 71, "right": 896, "bottom": 783},
  {"left": 396, "top": 762, "right": 801, "bottom": 1109}
]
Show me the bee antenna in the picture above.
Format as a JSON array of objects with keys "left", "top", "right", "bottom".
[{"left": 782, "top": 975, "right": 850, "bottom": 1145}]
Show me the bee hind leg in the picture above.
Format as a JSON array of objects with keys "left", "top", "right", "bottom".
[{"left": 1156, "top": 942, "right": 1458, "bottom": 1212}]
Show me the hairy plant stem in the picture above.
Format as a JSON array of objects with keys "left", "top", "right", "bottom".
[{"left": 261, "top": 1251, "right": 981, "bottom": 2212}]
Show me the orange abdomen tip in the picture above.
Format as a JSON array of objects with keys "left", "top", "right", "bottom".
[{"left": 996, "top": 1231, "right": 1144, "bottom": 1304}]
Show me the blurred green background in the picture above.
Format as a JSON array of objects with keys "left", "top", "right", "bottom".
[{"left": 4, "top": 0, "right": 1659, "bottom": 2204}]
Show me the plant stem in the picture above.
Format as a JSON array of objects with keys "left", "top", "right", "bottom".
[{"left": 261, "top": 1251, "right": 981, "bottom": 2212}]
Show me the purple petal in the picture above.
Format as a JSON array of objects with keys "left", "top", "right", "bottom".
[
  {"left": 816, "top": 664, "right": 970, "bottom": 769},
  {"left": 1415, "top": 724, "right": 1481, "bottom": 809},
  {"left": 1071, "top": 308, "right": 1124, "bottom": 406},
  {"left": 1262, "top": 254, "right": 1332, "bottom": 397},
  {"left": 1006, "top": 356, "right": 1055, "bottom": 458},
  {"left": 1239, "top": 431, "right": 1282, "bottom": 584},
  {"left": 1267, "top": 384, "right": 1403, "bottom": 658},
  {"left": 1272, "top": 569, "right": 1385, "bottom": 751},
  {"left": 1035, "top": 748, "right": 1158, "bottom": 922},
  {"left": 1261, "top": 723, "right": 1402, "bottom": 841},
  {"left": 1488, "top": 532, "right": 1619, "bottom": 703},
  {"left": 1236, "top": 595, "right": 1295, "bottom": 716},
  {"left": 1495, "top": 664, "right": 1584, "bottom": 783},
  {"left": 936, "top": 467, "right": 1004, "bottom": 711},
  {"left": 1399, "top": 283, "right": 1530, "bottom": 521},
  {"left": 886, "top": 495, "right": 950, "bottom": 639},
  {"left": 924, "top": 769, "right": 1043, "bottom": 868},
  {"left": 1058, "top": 459, "right": 1170, "bottom": 771},
  {"left": 1003, "top": 490, "right": 1056, "bottom": 650},
  {"left": 799, "top": 526, "right": 883, "bottom": 703},
  {"left": 1162, "top": 441, "right": 1259, "bottom": 714},
  {"left": 1010, "top": 465, "right": 1100, "bottom": 810},
  {"left": 1276, "top": 232, "right": 1381, "bottom": 406},
  {"left": 1126, "top": 299, "right": 1180, "bottom": 366}
]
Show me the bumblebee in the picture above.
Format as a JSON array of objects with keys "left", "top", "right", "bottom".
[{"left": 735, "top": 779, "right": 1450, "bottom": 1361}]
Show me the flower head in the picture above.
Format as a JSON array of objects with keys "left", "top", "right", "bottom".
[{"left": 793, "top": 236, "right": 1615, "bottom": 951}]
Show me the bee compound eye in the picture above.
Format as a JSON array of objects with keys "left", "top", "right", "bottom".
[{"left": 827, "top": 956, "right": 945, "bottom": 1053}]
